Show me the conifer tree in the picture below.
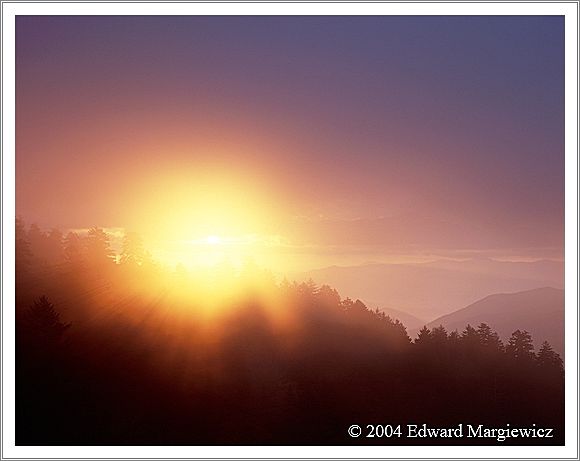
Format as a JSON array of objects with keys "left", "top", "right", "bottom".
[
  {"left": 536, "top": 341, "right": 563, "bottom": 373},
  {"left": 25, "top": 296, "right": 71, "bottom": 343},
  {"left": 414, "top": 326, "right": 432, "bottom": 346},
  {"left": 506, "top": 329, "right": 535, "bottom": 360},
  {"left": 477, "top": 323, "right": 503, "bottom": 352}
]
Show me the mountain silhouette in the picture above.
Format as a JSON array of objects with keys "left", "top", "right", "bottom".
[
  {"left": 420, "top": 287, "right": 564, "bottom": 355},
  {"left": 369, "top": 305, "right": 425, "bottom": 331},
  {"left": 299, "top": 260, "right": 562, "bottom": 320}
]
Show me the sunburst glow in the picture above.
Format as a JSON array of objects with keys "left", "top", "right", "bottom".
[{"left": 205, "top": 235, "right": 221, "bottom": 245}]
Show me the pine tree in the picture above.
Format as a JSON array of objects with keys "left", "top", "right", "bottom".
[
  {"left": 461, "top": 324, "right": 479, "bottom": 343},
  {"left": 536, "top": 341, "right": 563, "bottom": 373},
  {"left": 477, "top": 323, "right": 503, "bottom": 352},
  {"left": 506, "top": 330, "right": 535, "bottom": 360},
  {"left": 458, "top": 324, "right": 481, "bottom": 357},
  {"left": 64, "top": 231, "right": 85, "bottom": 267},
  {"left": 24, "top": 296, "right": 71, "bottom": 343},
  {"left": 448, "top": 329, "right": 460, "bottom": 346},
  {"left": 85, "top": 227, "right": 114, "bottom": 266},
  {"left": 45, "top": 229, "right": 64, "bottom": 264},
  {"left": 317, "top": 285, "right": 341, "bottom": 307},
  {"left": 414, "top": 326, "right": 432, "bottom": 346},
  {"left": 431, "top": 325, "right": 448, "bottom": 345},
  {"left": 299, "top": 279, "right": 319, "bottom": 297}
]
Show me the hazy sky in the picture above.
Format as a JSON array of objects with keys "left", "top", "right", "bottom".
[{"left": 16, "top": 16, "right": 564, "bottom": 268}]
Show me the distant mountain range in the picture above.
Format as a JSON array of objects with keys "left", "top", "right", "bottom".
[
  {"left": 298, "top": 258, "right": 563, "bottom": 321},
  {"left": 421, "top": 287, "right": 564, "bottom": 355},
  {"left": 377, "top": 307, "right": 425, "bottom": 331}
]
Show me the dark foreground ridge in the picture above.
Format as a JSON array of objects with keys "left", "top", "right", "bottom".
[{"left": 15, "top": 224, "right": 564, "bottom": 445}]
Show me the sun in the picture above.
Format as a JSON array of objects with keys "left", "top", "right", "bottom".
[
  {"left": 130, "top": 171, "right": 294, "bottom": 271},
  {"left": 205, "top": 235, "right": 222, "bottom": 245}
]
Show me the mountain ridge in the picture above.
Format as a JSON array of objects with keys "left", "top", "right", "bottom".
[
  {"left": 296, "top": 259, "right": 562, "bottom": 320},
  {"left": 419, "top": 287, "right": 564, "bottom": 355}
]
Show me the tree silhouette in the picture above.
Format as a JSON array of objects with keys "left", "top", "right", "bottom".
[
  {"left": 24, "top": 296, "right": 71, "bottom": 343},
  {"left": 85, "top": 227, "right": 114, "bottom": 266},
  {"left": 477, "top": 323, "right": 503, "bottom": 353},
  {"left": 298, "top": 278, "right": 319, "bottom": 297},
  {"left": 349, "top": 299, "right": 369, "bottom": 315},
  {"left": 460, "top": 324, "right": 479, "bottom": 347},
  {"left": 13, "top": 228, "right": 565, "bottom": 445},
  {"left": 536, "top": 341, "right": 563, "bottom": 373},
  {"left": 448, "top": 330, "right": 460, "bottom": 344},
  {"left": 506, "top": 329, "right": 535, "bottom": 360},
  {"left": 431, "top": 325, "right": 448, "bottom": 344},
  {"left": 317, "top": 284, "right": 341, "bottom": 307},
  {"left": 414, "top": 326, "right": 432, "bottom": 347},
  {"left": 45, "top": 229, "right": 64, "bottom": 264},
  {"left": 63, "top": 231, "right": 85, "bottom": 267}
]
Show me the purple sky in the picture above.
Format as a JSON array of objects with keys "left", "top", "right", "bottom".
[{"left": 16, "top": 16, "right": 564, "bottom": 264}]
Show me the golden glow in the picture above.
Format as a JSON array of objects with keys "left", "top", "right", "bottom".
[
  {"left": 125, "top": 168, "right": 294, "bottom": 273},
  {"left": 205, "top": 235, "right": 222, "bottom": 245}
]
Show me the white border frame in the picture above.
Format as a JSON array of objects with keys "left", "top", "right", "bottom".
[{"left": 2, "top": 2, "right": 578, "bottom": 459}]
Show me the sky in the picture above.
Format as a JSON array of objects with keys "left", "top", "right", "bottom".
[{"left": 16, "top": 15, "right": 564, "bottom": 270}]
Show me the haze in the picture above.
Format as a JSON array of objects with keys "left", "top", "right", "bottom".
[
  {"left": 16, "top": 16, "right": 564, "bottom": 274},
  {"left": 14, "top": 15, "right": 567, "bottom": 445}
]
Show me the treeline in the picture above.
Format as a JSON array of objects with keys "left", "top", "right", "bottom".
[
  {"left": 414, "top": 323, "right": 563, "bottom": 372},
  {"left": 16, "top": 219, "right": 149, "bottom": 272},
  {"left": 15, "top": 220, "right": 564, "bottom": 445}
]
